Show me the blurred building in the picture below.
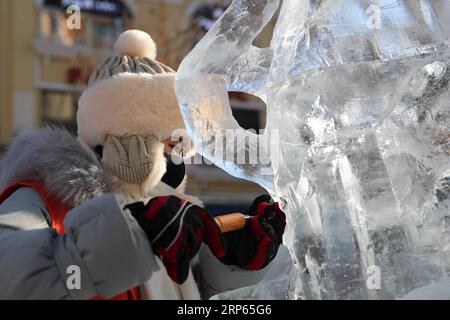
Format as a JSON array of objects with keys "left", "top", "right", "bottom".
[{"left": 0, "top": 0, "right": 274, "bottom": 212}]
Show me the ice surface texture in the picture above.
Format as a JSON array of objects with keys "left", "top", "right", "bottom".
[{"left": 176, "top": 0, "right": 450, "bottom": 299}]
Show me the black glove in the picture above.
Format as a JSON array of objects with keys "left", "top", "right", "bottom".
[
  {"left": 218, "top": 194, "right": 286, "bottom": 270},
  {"left": 126, "top": 196, "right": 227, "bottom": 284}
]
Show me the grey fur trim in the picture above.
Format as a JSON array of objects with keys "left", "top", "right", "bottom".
[{"left": 0, "top": 126, "right": 110, "bottom": 208}]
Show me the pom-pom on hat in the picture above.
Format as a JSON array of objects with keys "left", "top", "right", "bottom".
[
  {"left": 114, "top": 29, "right": 157, "bottom": 59},
  {"left": 77, "top": 29, "right": 186, "bottom": 148}
]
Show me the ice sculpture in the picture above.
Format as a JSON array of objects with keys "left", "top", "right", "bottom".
[{"left": 176, "top": 0, "right": 450, "bottom": 299}]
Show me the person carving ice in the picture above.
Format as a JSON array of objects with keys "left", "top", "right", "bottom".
[{"left": 0, "top": 30, "right": 286, "bottom": 300}]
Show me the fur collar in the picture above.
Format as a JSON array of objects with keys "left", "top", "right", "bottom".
[{"left": 0, "top": 127, "right": 110, "bottom": 208}]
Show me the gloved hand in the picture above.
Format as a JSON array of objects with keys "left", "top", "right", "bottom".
[
  {"left": 218, "top": 194, "right": 286, "bottom": 270},
  {"left": 125, "top": 196, "right": 227, "bottom": 284}
]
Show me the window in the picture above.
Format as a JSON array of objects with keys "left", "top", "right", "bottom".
[
  {"left": 89, "top": 16, "right": 124, "bottom": 48},
  {"left": 39, "top": 10, "right": 57, "bottom": 40},
  {"left": 42, "top": 90, "right": 80, "bottom": 133},
  {"left": 38, "top": 8, "right": 85, "bottom": 46},
  {"left": 37, "top": 1, "right": 130, "bottom": 48}
]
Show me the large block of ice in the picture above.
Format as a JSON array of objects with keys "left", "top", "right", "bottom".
[{"left": 176, "top": 0, "right": 450, "bottom": 299}]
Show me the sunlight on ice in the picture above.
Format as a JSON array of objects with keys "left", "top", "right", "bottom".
[{"left": 176, "top": 0, "right": 450, "bottom": 299}]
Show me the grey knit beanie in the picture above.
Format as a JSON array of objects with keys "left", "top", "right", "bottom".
[{"left": 89, "top": 30, "right": 174, "bottom": 85}]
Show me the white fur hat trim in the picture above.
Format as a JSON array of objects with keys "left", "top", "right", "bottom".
[{"left": 77, "top": 72, "right": 186, "bottom": 147}]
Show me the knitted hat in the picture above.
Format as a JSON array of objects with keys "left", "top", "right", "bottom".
[{"left": 77, "top": 30, "right": 186, "bottom": 147}]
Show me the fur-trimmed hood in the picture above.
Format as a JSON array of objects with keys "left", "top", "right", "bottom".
[{"left": 0, "top": 127, "right": 110, "bottom": 208}]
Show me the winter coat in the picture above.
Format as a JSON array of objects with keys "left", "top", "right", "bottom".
[{"left": 0, "top": 127, "right": 269, "bottom": 300}]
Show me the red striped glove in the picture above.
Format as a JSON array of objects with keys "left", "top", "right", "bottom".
[
  {"left": 126, "top": 196, "right": 227, "bottom": 284},
  {"left": 218, "top": 194, "right": 286, "bottom": 270}
]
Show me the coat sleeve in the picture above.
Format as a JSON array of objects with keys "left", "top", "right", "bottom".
[
  {"left": 197, "top": 245, "right": 269, "bottom": 299},
  {"left": 0, "top": 187, "right": 159, "bottom": 300}
]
